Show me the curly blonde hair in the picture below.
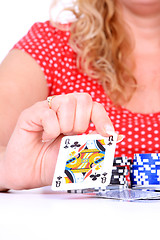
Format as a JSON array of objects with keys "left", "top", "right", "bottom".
[{"left": 50, "top": 0, "right": 136, "bottom": 105}]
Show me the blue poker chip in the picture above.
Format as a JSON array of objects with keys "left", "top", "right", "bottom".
[
  {"left": 134, "top": 154, "right": 160, "bottom": 159},
  {"left": 133, "top": 153, "right": 160, "bottom": 165},
  {"left": 130, "top": 153, "right": 160, "bottom": 188}
]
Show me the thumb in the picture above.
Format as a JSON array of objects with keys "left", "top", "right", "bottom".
[{"left": 91, "top": 102, "right": 115, "bottom": 136}]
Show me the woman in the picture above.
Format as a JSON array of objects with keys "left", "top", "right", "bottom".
[{"left": 0, "top": 0, "right": 160, "bottom": 191}]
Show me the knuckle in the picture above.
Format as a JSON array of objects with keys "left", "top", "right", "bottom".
[
  {"left": 42, "top": 108, "right": 52, "bottom": 119},
  {"left": 81, "top": 92, "right": 92, "bottom": 101},
  {"left": 94, "top": 101, "right": 105, "bottom": 110},
  {"left": 55, "top": 94, "right": 76, "bottom": 109},
  {"left": 65, "top": 95, "right": 76, "bottom": 105},
  {"left": 18, "top": 108, "right": 30, "bottom": 122},
  {"left": 77, "top": 92, "right": 92, "bottom": 105},
  {"left": 19, "top": 101, "right": 43, "bottom": 116}
]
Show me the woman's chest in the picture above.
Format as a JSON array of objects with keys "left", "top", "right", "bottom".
[{"left": 124, "top": 55, "right": 160, "bottom": 114}]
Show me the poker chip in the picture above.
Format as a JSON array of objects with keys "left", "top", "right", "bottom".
[
  {"left": 113, "top": 156, "right": 132, "bottom": 166},
  {"left": 67, "top": 189, "right": 86, "bottom": 194},
  {"left": 112, "top": 157, "right": 131, "bottom": 187},
  {"left": 130, "top": 153, "right": 160, "bottom": 189}
]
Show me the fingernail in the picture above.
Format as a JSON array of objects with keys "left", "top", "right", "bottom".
[
  {"left": 106, "top": 130, "right": 116, "bottom": 136},
  {"left": 105, "top": 126, "right": 115, "bottom": 135},
  {"left": 117, "top": 134, "right": 125, "bottom": 143}
]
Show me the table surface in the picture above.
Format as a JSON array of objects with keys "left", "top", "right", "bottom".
[{"left": 0, "top": 186, "right": 160, "bottom": 240}]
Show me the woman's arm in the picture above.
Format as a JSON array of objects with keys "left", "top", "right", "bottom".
[
  {"left": 0, "top": 146, "right": 8, "bottom": 191},
  {"left": 0, "top": 49, "right": 48, "bottom": 145},
  {"left": 0, "top": 48, "right": 48, "bottom": 191}
]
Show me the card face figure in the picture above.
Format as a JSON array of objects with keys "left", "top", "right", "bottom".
[{"left": 52, "top": 133, "right": 117, "bottom": 191}]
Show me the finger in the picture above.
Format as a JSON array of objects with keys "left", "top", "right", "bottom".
[
  {"left": 41, "top": 109, "right": 60, "bottom": 141},
  {"left": 50, "top": 94, "right": 76, "bottom": 134},
  {"left": 18, "top": 102, "right": 61, "bottom": 141},
  {"left": 73, "top": 93, "right": 93, "bottom": 133},
  {"left": 91, "top": 101, "right": 115, "bottom": 136}
]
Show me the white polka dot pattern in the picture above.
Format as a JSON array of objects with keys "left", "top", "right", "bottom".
[{"left": 13, "top": 21, "right": 160, "bottom": 158}]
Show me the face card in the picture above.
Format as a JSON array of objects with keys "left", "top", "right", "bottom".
[{"left": 52, "top": 133, "right": 117, "bottom": 191}]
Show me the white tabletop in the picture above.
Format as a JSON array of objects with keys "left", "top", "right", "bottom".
[{"left": 0, "top": 186, "right": 160, "bottom": 240}]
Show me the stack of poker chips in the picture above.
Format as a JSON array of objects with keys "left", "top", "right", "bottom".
[
  {"left": 110, "top": 156, "right": 131, "bottom": 188},
  {"left": 130, "top": 153, "right": 160, "bottom": 189}
]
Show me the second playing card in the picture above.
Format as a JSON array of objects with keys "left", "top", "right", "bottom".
[{"left": 52, "top": 133, "right": 117, "bottom": 191}]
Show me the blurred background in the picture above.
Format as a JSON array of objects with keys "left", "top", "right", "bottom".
[{"left": 0, "top": 0, "right": 74, "bottom": 63}]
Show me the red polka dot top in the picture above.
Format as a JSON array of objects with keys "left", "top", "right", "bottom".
[{"left": 13, "top": 21, "right": 160, "bottom": 159}]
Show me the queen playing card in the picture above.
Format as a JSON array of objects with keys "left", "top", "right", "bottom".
[{"left": 52, "top": 133, "right": 117, "bottom": 191}]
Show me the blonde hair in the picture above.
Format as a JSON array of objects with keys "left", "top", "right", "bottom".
[{"left": 50, "top": 0, "right": 136, "bottom": 105}]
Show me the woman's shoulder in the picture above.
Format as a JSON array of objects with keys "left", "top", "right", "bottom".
[
  {"left": 28, "top": 20, "right": 71, "bottom": 41},
  {"left": 12, "top": 20, "right": 76, "bottom": 96},
  {"left": 13, "top": 20, "right": 72, "bottom": 55}
]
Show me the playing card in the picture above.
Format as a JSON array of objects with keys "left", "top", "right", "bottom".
[
  {"left": 52, "top": 133, "right": 117, "bottom": 191},
  {"left": 89, "top": 189, "right": 160, "bottom": 201}
]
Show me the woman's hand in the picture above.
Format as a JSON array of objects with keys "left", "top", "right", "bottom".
[{"left": 2, "top": 93, "right": 115, "bottom": 190}]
